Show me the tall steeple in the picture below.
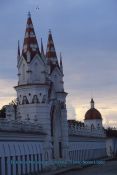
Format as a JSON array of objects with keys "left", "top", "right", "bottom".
[
  {"left": 46, "top": 30, "right": 58, "bottom": 64},
  {"left": 22, "top": 12, "right": 40, "bottom": 63}
]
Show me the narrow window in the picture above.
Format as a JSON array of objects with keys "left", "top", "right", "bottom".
[
  {"left": 22, "top": 64, "right": 25, "bottom": 81},
  {"left": 34, "top": 63, "right": 39, "bottom": 81}
]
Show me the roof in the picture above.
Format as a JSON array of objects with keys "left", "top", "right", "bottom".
[
  {"left": 84, "top": 98, "right": 102, "bottom": 120},
  {"left": 46, "top": 30, "right": 57, "bottom": 59},
  {"left": 85, "top": 108, "right": 102, "bottom": 120},
  {"left": 22, "top": 12, "right": 41, "bottom": 62}
]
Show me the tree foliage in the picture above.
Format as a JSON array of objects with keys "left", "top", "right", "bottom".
[
  {"left": 0, "top": 106, "right": 6, "bottom": 118},
  {"left": 106, "top": 127, "right": 117, "bottom": 137}
]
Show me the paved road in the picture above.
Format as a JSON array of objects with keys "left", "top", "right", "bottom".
[{"left": 59, "top": 161, "right": 117, "bottom": 175}]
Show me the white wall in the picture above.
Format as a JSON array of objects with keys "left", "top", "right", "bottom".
[
  {"left": 0, "top": 133, "right": 52, "bottom": 175},
  {"left": 69, "top": 137, "right": 107, "bottom": 163},
  {"left": 106, "top": 138, "right": 117, "bottom": 157}
]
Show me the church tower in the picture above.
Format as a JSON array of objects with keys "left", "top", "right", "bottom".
[
  {"left": 45, "top": 31, "right": 69, "bottom": 159},
  {"left": 15, "top": 13, "right": 51, "bottom": 145},
  {"left": 15, "top": 13, "right": 69, "bottom": 160}
]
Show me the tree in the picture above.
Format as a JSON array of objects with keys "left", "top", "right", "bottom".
[
  {"left": 0, "top": 98, "right": 18, "bottom": 119},
  {"left": 0, "top": 106, "right": 6, "bottom": 118},
  {"left": 9, "top": 98, "right": 17, "bottom": 119},
  {"left": 106, "top": 127, "right": 117, "bottom": 137}
]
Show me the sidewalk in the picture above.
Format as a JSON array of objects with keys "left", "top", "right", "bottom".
[
  {"left": 39, "top": 165, "right": 82, "bottom": 175},
  {"left": 39, "top": 157, "right": 114, "bottom": 175}
]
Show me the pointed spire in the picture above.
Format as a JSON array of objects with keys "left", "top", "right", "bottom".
[
  {"left": 41, "top": 38, "right": 44, "bottom": 56},
  {"left": 90, "top": 98, "right": 95, "bottom": 109},
  {"left": 17, "top": 40, "right": 20, "bottom": 64},
  {"left": 60, "top": 52, "right": 63, "bottom": 73},
  {"left": 60, "top": 52, "right": 63, "bottom": 67},
  {"left": 17, "top": 40, "right": 20, "bottom": 57},
  {"left": 22, "top": 12, "right": 41, "bottom": 62},
  {"left": 46, "top": 30, "right": 57, "bottom": 62}
]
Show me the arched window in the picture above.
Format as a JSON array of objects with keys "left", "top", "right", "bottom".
[
  {"left": 91, "top": 124, "right": 94, "bottom": 131},
  {"left": 22, "top": 96, "right": 29, "bottom": 104},
  {"left": 97, "top": 123, "right": 100, "bottom": 129},
  {"left": 32, "top": 95, "right": 39, "bottom": 103},
  {"left": 42, "top": 95, "right": 46, "bottom": 103}
]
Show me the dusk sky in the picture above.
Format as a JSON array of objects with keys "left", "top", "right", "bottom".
[{"left": 0, "top": 0, "right": 117, "bottom": 127}]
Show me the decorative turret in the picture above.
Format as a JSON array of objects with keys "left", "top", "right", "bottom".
[{"left": 22, "top": 12, "right": 41, "bottom": 63}]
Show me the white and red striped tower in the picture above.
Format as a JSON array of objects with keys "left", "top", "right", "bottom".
[{"left": 15, "top": 13, "right": 51, "bottom": 147}]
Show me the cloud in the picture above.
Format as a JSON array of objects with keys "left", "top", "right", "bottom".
[
  {"left": 0, "top": 79, "right": 16, "bottom": 108},
  {"left": 0, "top": 0, "right": 117, "bottom": 127}
]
